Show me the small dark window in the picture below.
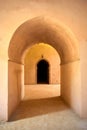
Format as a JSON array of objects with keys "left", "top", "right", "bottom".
[{"left": 37, "top": 60, "right": 49, "bottom": 84}]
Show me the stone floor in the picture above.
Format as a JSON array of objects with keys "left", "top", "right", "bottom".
[{"left": 0, "top": 85, "right": 87, "bottom": 130}]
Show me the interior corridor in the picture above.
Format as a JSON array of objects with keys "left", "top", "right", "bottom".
[{"left": 9, "top": 84, "right": 61, "bottom": 121}]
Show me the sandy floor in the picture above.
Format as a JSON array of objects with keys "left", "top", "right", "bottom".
[{"left": 0, "top": 85, "right": 87, "bottom": 130}]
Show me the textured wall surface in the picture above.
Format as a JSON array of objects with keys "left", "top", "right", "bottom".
[{"left": 24, "top": 43, "right": 60, "bottom": 84}]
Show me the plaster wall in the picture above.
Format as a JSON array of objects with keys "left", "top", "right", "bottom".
[
  {"left": 8, "top": 61, "right": 24, "bottom": 119},
  {"left": 80, "top": 42, "right": 87, "bottom": 117},
  {"left": 61, "top": 61, "right": 81, "bottom": 116},
  {"left": 24, "top": 43, "right": 60, "bottom": 84},
  {"left": 0, "top": 59, "right": 8, "bottom": 121},
  {"left": 0, "top": 0, "right": 87, "bottom": 121}
]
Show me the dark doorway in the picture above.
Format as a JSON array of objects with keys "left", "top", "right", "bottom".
[{"left": 37, "top": 59, "right": 49, "bottom": 84}]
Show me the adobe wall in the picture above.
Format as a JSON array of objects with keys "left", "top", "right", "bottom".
[
  {"left": 0, "top": 0, "right": 87, "bottom": 120},
  {"left": 0, "top": 59, "right": 8, "bottom": 121},
  {"left": 80, "top": 42, "right": 87, "bottom": 117},
  {"left": 61, "top": 61, "right": 81, "bottom": 116},
  {"left": 8, "top": 61, "right": 24, "bottom": 119}
]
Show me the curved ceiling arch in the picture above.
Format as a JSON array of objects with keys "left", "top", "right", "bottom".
[{"left": 8, "top": 17, "right": 79, "bottom": 64}]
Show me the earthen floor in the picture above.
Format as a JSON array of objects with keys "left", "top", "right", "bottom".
[{"left": 0, "top": 85, "right": 87, "bottom": 130}]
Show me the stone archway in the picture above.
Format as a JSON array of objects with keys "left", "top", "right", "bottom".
[{"left": 8, "top": 17, "right": 81, "bottom": 120}]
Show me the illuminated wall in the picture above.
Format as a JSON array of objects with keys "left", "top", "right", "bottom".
[{"left": 24, "top": 43, "right": 60, "bottom": 84}]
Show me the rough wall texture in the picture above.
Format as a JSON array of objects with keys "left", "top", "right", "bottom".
[{"left": 24, "top": 43, "right": 60, "bottom": 84}]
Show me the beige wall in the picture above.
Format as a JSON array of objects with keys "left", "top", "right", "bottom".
[
  {"left": 80, "top": 42, "right": 87, "bottom": 117},
  {"left": 24, "top": 43, "right": 60, "bottom": 84},
  {"left": 8, "top": 61, "right": 24, "bottom": 119},
  {"left": 0, "top": 0, "right": 87, "bottom": 121},
  {"left": 0, "top": 59, "right": 8, "bottom": 121},
  {"left": 61, "top": 61, "right": 81, "bottom": 116}
]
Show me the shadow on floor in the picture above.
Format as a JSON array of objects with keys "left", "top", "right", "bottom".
[{"left": 9, "top": 96, "right": 69, "bottom": 121}]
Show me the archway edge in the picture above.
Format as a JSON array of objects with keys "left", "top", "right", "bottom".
[
  {"left": 8, "top": 16, "right": 79, "bottom": 64},
  {"left": 37, "top": 59, "right": 49, "bottom": 66}
]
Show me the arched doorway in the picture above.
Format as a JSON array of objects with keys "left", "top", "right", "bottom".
[
  {"left": 37, "top": 60, "right": 49, "bottom": 84},
  {"left": 8, "top": 17, "right": 81, "bottom": 120}
]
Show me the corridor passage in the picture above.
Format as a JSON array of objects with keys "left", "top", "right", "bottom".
[
  {"left": 5, "top": 84, "right": 87, "bottom": 130},
  {"left": 9, "top": 84, "right": 60, "bottom": 121}
]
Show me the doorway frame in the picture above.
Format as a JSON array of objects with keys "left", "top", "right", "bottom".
[{"left": 37, "top": 59, "right": 49, "bottom": 84}]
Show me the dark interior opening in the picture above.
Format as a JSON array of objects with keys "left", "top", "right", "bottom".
[{"left": 37, "top": 59, "right": 49, "bottom": 84}]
